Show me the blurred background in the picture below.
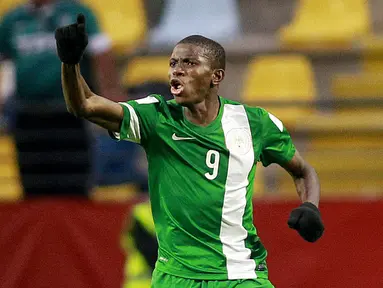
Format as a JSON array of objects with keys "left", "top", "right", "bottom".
[{"left": 0, "top": 0, "right": 382, "bottom": 287}]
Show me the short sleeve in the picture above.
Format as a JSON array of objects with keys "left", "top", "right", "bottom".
[
  {"left": 260, "top": 109, "right": 296, "bottom": 167},
  {"left": 0, "top": 14, "right": 13, "bottom": 59},
  {"left": 77, "top": 5, "right": 111, "bottom": 55},
  {"left": 110, "top": 95, "right": 160, "bottom": 146}
]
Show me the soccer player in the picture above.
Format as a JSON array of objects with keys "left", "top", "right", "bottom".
[{"left": 55, "top": 14, "right": 324, "bottom": 288}]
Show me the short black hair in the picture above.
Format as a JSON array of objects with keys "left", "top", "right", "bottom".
[{"left": 177, "top": 35, "right": 226, "bottom": 70}]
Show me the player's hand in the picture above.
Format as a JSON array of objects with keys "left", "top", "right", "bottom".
[
  {"left": 287, "top": 202, "right": 324, "bottom": 242},
  {"left": 55, "top": 14, "right": 88, "bottom": 64}
]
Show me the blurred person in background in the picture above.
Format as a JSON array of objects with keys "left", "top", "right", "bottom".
[
  {"left": 0, "top": 0, "right": 123, "bottom": 198},
  {"left": 121, "top": 201, "right": 158, "bottom": 288}
]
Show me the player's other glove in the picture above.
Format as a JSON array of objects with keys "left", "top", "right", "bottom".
[
  {"left": 55, "top": 14, "right": 88, "bottom": 64},
  {"left": 287, "top": 202, "right": 324, "bottom": 243}
]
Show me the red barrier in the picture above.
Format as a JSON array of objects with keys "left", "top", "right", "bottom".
[
  {"left": 0, "top": 199, "right": 133, "bottom": 288},
  {"left": 254, "top": 200, "right": 383, "bottom": 287},
  {"left": 0, "top": 199, "right": 382, "bottom": 288}
]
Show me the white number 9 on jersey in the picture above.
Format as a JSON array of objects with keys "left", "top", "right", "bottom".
[{"left": 205, "top": 150, "right": 220, "bottom": 180}]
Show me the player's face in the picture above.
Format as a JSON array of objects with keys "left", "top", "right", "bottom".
[{"left": 169, "top": 44, "right": 215, "bottom": 105}]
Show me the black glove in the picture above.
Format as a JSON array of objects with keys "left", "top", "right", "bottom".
[
  {"left": 55, "top": 14, "right": 88, "bottom": 64},
  {"left": 287, "top": 202, "right": 324, "bottom": 243}
]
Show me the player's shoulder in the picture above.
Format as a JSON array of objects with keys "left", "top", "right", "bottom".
[
  {"left": 133, "top": 94, "right": 164, "bottom": 104},
  {"left": 126, "top": 94, "right": 179, "bottom": 124},
  {"left": 221, "top": 97, "right": 268, "bottom": 122},
  {"left": 126, "top": 94, "right": 169, "bottom": 111}
]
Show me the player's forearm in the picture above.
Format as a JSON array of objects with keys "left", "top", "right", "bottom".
[
  {"left": 61, "top": 63, "right": 94, "bottom": 116},
  {"left": 293, "top": 165, "right": 320, "bottom": 207}
]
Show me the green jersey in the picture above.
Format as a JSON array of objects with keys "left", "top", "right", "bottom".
[
  {"left": 0, "top": 0, "right": 109, "bottom": 102},
  {"left": 112, "top": 95, "right": 296, "bottom": 280}
]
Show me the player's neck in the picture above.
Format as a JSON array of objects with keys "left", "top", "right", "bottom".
[{"left": 184, "top": 96, "right": 220, "bottom": 127}]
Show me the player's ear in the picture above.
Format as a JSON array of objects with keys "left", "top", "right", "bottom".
[{"left": 212, "top": 69, "right": 225, "bottom": 86}]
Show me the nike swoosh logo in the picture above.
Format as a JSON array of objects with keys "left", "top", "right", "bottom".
[{"left": 172, "top": 133, "right": 195, "bottom": 141}]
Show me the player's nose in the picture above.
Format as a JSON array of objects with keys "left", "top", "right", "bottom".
[{"left": 172, "top": 66, "right": 185, "bottom": 77}]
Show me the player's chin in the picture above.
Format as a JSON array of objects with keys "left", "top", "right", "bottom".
[{"left": 173, "top": 93, "right": 191, "bottom": 106}]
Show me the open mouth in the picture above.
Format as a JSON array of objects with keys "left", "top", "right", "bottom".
[{"left": 170, "top": 79, "right": 184, "bottom": 96}]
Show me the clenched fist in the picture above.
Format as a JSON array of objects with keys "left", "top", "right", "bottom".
[
  {"left": 55, "top": 14, "right": 88, "bottom": 64},
  {"left": 288, "top": 202, "right": 324, "bottom": 243}
]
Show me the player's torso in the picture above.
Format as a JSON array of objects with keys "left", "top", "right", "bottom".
[
  {"left": 147, "top": 98, "right": 262, "bottom": 216},
  {"left": 145, "top": 97, "right": 266, "bottom": 278}
]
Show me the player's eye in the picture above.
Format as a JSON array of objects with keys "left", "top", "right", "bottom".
[
  {"left": 169, "top": 61, "right": 176, "bottom": 68},
  {"left": 185, "top": 60, "right": 197, "bottom": 66}
]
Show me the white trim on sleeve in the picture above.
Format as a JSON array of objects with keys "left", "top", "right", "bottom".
[
  {"left": 268, "top": 113, "right": 284, "bottom": 132},
  {"left": 120, "top": 102, "right": 141, "bottom": 143}
]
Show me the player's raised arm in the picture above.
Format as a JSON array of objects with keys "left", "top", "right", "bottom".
[{"left": 55, "top": 14, "right": 123, "bottom": 132}]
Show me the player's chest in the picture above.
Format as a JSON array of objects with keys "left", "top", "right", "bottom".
[{"left": 152, "top": 121, "right": 262, "bottom": 176}]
